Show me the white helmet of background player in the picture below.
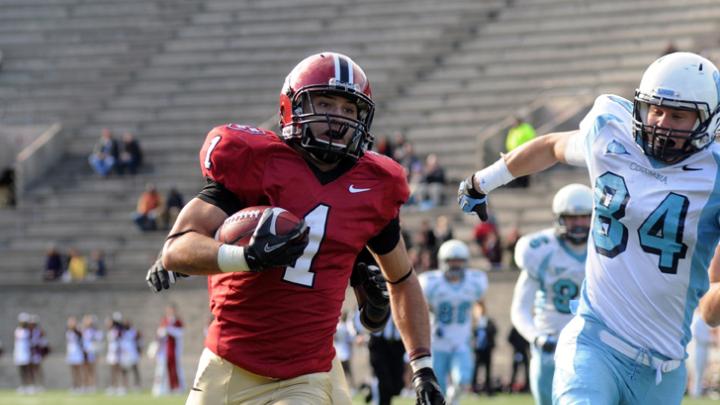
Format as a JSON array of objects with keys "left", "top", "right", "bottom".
[
  {"left": 552, "top": 184, "right": 593, "bottom": 245},
  {"left": 438, "top": 239, "right": 470, "bottom": 275},
  {"left": 633, "top": 52, "right": 720, "bottom": 164}
]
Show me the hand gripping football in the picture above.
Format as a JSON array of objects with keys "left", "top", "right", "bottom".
[{"left": 215, "top": 206, "right": 303, "bottom": 247}]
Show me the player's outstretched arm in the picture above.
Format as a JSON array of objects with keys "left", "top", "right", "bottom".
[
  {"left": 372, "top": 238, "right": 445, "bottom": 405},
  {"left": 700, "top": 243, "right": 720, "bottom": 326},
  {"left": 458, "top": 130, "right": 576, "bottom": 221}
]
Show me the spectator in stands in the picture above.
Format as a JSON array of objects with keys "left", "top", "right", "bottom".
[
  {"left": 505, "top": 226, "right": 522, "bottom": 270},
  {"left": 14, "top": 312, "right": 33, "bottom": 394},
  {"left": 473, "top": 214, "right": 503, "bottom": 269},
  {"left": 472, "top": 302, "right": 497, "bottom": 396},
  {"left": 507, "top": 326, "right": 530, "bottom": 393},
  {"left": 392, "top": 131, "right": 408, "bottom": 161},
  {"left": 434, "top": 215, "right": 454, "bottom": 244},
  {"left": 65, "top": 316, "right": 85, "bottom": 393},
  {"left": 662, "top": 41, "right": 679, "bottom": 56},
  {"left": 398, "top": 142, "right": 424, "bottom": 203},
  {"left": 375, "top": 134, "right": 394, "bottom": 159},
  {"left": 28, "top": 314, "right": 49, "bottom": 392},
  {"left": 504, "top": 116, "right": 536, "bottom": 188},
  {"left": 133, "top": 183, "right": 161, "bottom": 231},
  {"left": 42, "top": 244, "right": 64, "bottom": 281},
  {"left": 117, "top": 132, "right": 143, "bottom": 176},
  {"left": 88, "top": 249, "right": 107, "bottom": 279},
  {"left": 160, "top": 186, "right": 185, "bottom": 230},
  {"left": 152, "top": 304, "right": 185, "bottom": 396},
  {"left": 120, "top": 319, "right": 142, "bottom": 391},
  {"left": 417, "top": 153, "right": 446, "bottom": 209},
  {"left": 64, "top": 248, "right": 87, "bottom": 282},
  {"left": 81, "top": 314, "right": 103, "bottom": 392},
  {"left": 106, "top": 312, "right": 127, "bottom": 396},
  {"left": 88, "top": 128, "right": 119, "bottom": 177},
  {"left": 0, "top": 167, "right": 15, "bottom": 207}
]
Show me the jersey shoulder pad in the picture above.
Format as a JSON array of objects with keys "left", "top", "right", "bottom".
[
  {"left": 515, "top": 228, "right": 557, "bottom": 278},
  {"left": 359, "top": 151, "right": 411, "bottom": 213},
  {"left": 579, "top": 94, "right": 633, "bottom": 139},
  {"left": 418, "top": 269, "right": 441, "bottom": 290},
  {"left": 199, "top": 124, "right": 280, "bottom": 183},
  {"left": 466, "top": 269, "right": 488, "bottom": 298}
]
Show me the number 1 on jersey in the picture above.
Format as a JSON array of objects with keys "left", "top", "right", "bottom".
[{"left": 283, "top": 205, "right": 329, "bottom": 287}]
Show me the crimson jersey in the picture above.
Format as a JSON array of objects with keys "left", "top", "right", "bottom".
[{"left": 199, "top": 123, "right": 409, "bottom": 379}]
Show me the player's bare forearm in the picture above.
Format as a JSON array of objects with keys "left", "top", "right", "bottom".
[
  {"left": 162, "top": 197, "right": 227, "bottom": 275},
  {"left": 701, "top": 244, "right": 720, "bottom": 326},
  {"left": 701, "top": 283, "right": 720, "bottom": 327},
  {"left": 388, "top": 274, "right": 432, "bottom": 353},
  {"left": 372, "top": 238, "right": 431, "bottom": 353}
]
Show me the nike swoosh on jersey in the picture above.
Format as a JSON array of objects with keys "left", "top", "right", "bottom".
[
  {"left": 681, "top": 165, "right": 702, "bottom": 171},
  {"left": 349, "top": 185, "right": 371, "bottom": 193}
]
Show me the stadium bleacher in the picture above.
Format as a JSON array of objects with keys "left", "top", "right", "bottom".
[{"left": 2, "top": 0, "right": 720, "bottom": 390}]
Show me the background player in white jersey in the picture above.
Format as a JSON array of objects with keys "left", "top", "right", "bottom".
[
  {"left": 419, "top": 240, "right": 488, "bottom": 405},
  {"left": 459, "top": 51, "right": 720, "bottom": 404},
  {"left": 511, "top": 184, "right": 592, "bottom": 405}
]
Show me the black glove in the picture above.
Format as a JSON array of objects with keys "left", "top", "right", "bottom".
[
  {"left": 355, "top": 263, "right": 389, "bottom": 307},
  {"left": 413, "top": 367, "right": 446, "bottom": 405},
  {"left": 244, "top": 208, "right": 310, "bottom": 271},
  {"left": 353, "top": 262, "right": 390, "bottom": 332},
  {"left": 457, "top": 174, "right": 488, "bottom": 221},
  {"left": 146, "top": 256, "right": 189, "bottom": 292},
  {"left": 534, "top": 335, "right": 557, "bottom": 353}
]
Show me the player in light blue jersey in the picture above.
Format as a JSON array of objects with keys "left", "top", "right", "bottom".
[
  {"left": 459, "top": 52, "right": 720, "bottom": 404},
  {"left": 418, "top": 240, "right": 488, "bottom": 405},
  {"left": 511, "top": 184, "right": 592, "bottom": 405}
]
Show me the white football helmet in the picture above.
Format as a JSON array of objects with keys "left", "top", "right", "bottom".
[
  {"left": 438, "top": 239, "right": 470, "bottom": 272},
  {"left": 552, "top": 184, "right": 593, "bottom": 245},
  {"left": 633, "top": 52, "right": 720, "bottom": 164}
]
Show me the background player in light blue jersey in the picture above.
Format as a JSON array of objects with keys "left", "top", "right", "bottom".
[
  {"left": 418, "top": 240, "right": 488, "bottom": 405},
  {"left": 459, "top": 52, "right": 720, "bottom": 404},
  {"left": 511, "top": 184, "right": 592, "bottom": 405}
]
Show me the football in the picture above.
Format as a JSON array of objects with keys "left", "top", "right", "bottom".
[{"left": 214, "top": 206, "right": 303, "bottom": 246}]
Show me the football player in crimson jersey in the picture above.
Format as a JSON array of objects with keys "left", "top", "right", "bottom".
[{"left": 147, "top": 51, "right": 444, "bottom": 405}]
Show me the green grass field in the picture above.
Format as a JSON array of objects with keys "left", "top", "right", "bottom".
[{"left": 0, "top": 391, "right": 718, "bottom": 405}]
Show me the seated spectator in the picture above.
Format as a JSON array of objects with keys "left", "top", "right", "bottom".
[
  {"left": 64, "top": 248, "right": 87, "bottom": 282},
  {"left": 374, "top": 134, "right": 394, "bottom": 159},
  {"left": 0, "top": 167, "right": 15, "bottom": 207},
  {"left": 43, "top": 245, "right": 64, "bottom": 281},
  {"left": 417, "top": 153, "right": 446, "bottom": 209},
  {"left": 434, "top": 215, "right": 454, "bottom": 244},
  {"left": 473, "top": 215, "right": 503, "bottom": 269},
  {"left": 117, "top": 132, "right": 143, "bottom": 176},
  {"left": 160, "top": 186, "right": 184, "bottom": 230},
  {"left": 88, "top": 129, "right": 119, "bottom": 177},
  {"left": 133, "top": 183, "right": 161, "bottom": 231},
  {"left": 88, "top": 249, "right": 107, "bottom": 279},
  {"left": 505, "top": 226, "right": 522, "bottom": 270}
]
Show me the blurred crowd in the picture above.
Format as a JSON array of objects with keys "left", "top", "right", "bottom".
[{"left": 8, "top": 304, "right": 188, "bottom": 397}]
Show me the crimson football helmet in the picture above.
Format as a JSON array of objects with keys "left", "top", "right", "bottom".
[{"left": 279, "top": 52, "right": 375, "bottom": 163}]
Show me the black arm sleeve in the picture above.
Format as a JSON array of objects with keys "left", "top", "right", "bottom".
[
  {"left": 196, "top": 179, "right": 245, "bottom": 216},
  {"left": 366, "top": 216, "right": 401, "bottom": 255}
]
